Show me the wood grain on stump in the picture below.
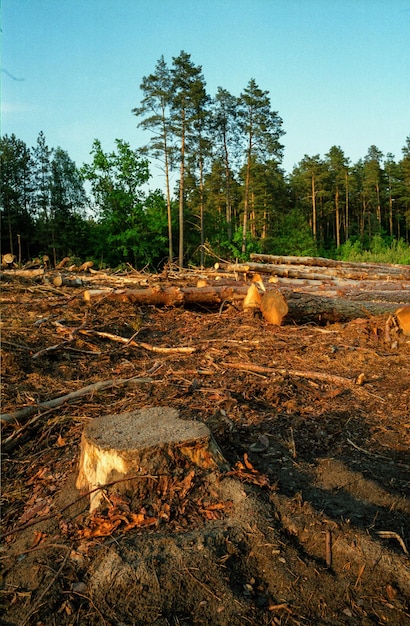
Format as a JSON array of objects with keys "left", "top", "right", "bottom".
[{"left": 76, "top": 406, "right": 227, "bottom": 512}]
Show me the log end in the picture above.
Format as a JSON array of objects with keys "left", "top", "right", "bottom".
[
  {"left": 260, "top": 291, "right": 289, "bottom": 325},
  {"left": 243, "top": 283, "right": 262, "bottom": 311},
  {"left": 395, "top": 305, "right": 410, "bottom": 336}
]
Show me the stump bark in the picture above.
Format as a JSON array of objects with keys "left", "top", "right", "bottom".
[{"left": 76, "top": 406, "right": 228, "bottom": 512}]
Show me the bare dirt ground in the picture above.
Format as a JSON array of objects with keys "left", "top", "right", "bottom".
[{"left": 1, "top": 274, "right": 409, "bottom": 625}]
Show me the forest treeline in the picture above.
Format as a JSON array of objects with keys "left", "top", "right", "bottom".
[{"left": 1, "top": 51, "right": 410, "bottom": 269}]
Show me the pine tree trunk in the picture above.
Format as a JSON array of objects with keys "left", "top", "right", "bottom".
[
  {"left": 178, "top": 106, "right": 185, "bottom": 268},
  {"left": 311, "top": 174, "right": 317, "bottom": 240},
  {"left": 199, "top": 153, "right": 205, "bottom": 268},
  {"left": 163, "top": 110, "right": 173, "bottom": 263},
  {"left": 242, "top": 148, "right": 252, "bottom": 254},
  {"left": 335, "top": 185, "right": 340, "bottom": 248},
  {"left": 223, "top": 132, "right": 232, "bottom": 242},
  {"left": 345, "top": 171, "right": 349, "bottom": 241}
]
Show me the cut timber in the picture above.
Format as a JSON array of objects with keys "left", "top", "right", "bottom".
[
  {"left": 83, "top": 285, "right": 405, "bottom": 324},
  {"left": 243, "top": 283, "right": 262, "bottom": 311},
  {"left": 395, "top": 306, "right": 410, "bottom": 336},
  {"left": 1, "top": 268, "right": 44, "bottom": 279},
  {"left": 1, "top": 253, "right": 15, "bottom": 267},
  {"left": 250, "top": 253, "right": 409, "bottom": 272},
  {"left": 227, "top": 261, "right": 410, "bottom": 282},
  {"left": 76, "top": 406, "right": 228, "bottom": 512},
  {"left": 78, "top": 260, "right": 94, "bottom": 272},
  {"left": 285, "top": 291, "right": 400, "bottom": 324},
  {"left": 260, "top": 291, "right": 288, "bottom": 325},
  {"left": 55, "top": 256, "right": 71, "bottom": 270},
  {"left": 83, "top": 285, "right": 246, "bottom": 307}
]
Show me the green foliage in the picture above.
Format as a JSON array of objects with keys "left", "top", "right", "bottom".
[
  {"left": 222, "top": 227, "right": 262, "bottom": 261},
  {"left": 3, "top": 53, "right": 410, "bottom": 268},
  {"left": 82, "top": 139, "right": 163, "bottom": 267},
  {"left": 0, "top": 134, "right": 34, "bottom": 257},
  {"left": 265, "top": 209, "right": 318, "bottom": 256},
  {"left": 337, "top": 235, "right": 410, "bottom": 264}
]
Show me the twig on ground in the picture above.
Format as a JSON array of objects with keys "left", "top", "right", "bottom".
[
  {"left": 0, "top": 474, "right": 158, "bottom": 540},
  {"left": 346, "top": 437, "right": 410, "bottom": 469},
  {"left": 0, "top": 375, "right": 153, "bottom": 424},
  {"left": 221, "top": 361, "right": 360, "bottom": 387},
  {"left": 21, "top": 545, "right": 72, "bottom": 626},
  {"left": 79, "top": 329, "right": 197, "bottom": 354}
]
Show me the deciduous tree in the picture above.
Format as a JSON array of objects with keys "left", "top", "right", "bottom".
[
  {"left": 82, "top": 139, "right": 152, "bottom": 267},
  {"left": 0, "top": 134, "right": 33, "bottom": 261}
]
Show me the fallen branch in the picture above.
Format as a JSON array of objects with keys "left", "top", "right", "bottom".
[
  {"left": 78, "top": 329, "right": 197, "bottom": 354},
  {"left": 22, "top": 545, "right": 72, "bottom": 626},
  {"left": 221, "top": 361, "right": 364, "bottom": 387},
  {"left": 346, "top": 437, "right": 410, "bottom": 468},
  {"left": 0, "top": 375, "right": 153, "bottom": 424}
]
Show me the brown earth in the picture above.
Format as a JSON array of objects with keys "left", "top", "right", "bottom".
[{"left": 1, "top": 274, "right": 409, "bottom": 626}]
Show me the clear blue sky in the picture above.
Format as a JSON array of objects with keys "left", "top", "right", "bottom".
[{"left": 1, "top": 0, "right": 409, "bottom": 186}]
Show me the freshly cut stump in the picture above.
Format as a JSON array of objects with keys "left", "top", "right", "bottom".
[{"left": 76, "top": 406, "right": 227, "bottom": 512}]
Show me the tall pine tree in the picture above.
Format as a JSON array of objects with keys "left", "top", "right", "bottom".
[{"left": 237, "top": 79, "right": 284, "bottom": 253}]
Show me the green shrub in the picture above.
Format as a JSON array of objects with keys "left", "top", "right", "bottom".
[{"left": 338, "top": 235, "right": 410, "bottom": 264}]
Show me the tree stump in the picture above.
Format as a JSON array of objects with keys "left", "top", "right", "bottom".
[{"left": 76, "top": 406, "right": 228, "bottom": 512}]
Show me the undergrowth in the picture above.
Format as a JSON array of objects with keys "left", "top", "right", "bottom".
[{"left": 336, "top": 235, "right": 410, "bottom": 264}]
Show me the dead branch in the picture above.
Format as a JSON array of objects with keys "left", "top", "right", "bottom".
[
  {"left": 78, "top": 329, "right": 197, "bottom": 354},
  {"left": 21, "top": 546, "right": 72, "bottom": 626},
  {"left": 0, "top": 375, "right": 153, "bottom": 424},
  {"left": 220, "top": 361, "right": 365, "bottom": 387}
]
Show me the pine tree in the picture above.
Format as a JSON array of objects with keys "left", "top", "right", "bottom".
[
  {"left": 325, "top": 146, "right": 350, "bottom": 248},
  {"left": 171, "top": 51, "right": 208, "bottom": 267},
  {"left": 211, "top": 88, "right": 241, "bottom": 243},
  {"left": 363, "top": 145, "right": 384, "bottom": 231},
  {"left": 237, "top": 79, "right": 284, "bottom": 254},
  {"left": 133, "top": 56, "right": 175, "bottom": 262}
]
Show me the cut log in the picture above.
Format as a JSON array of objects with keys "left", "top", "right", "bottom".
[
  {"left": 52, "top": 273, "right": 63, "bottom": 287},
  {"left": 76, "top": 406, "right": 228, "bottom": 512},
  {"left": 83, "top": 285, "right": 407, "bottom": 324},
  {"left": 243, "top": 283, "right": 262, "bottom": 311},
  {"left": 250, "top": 253, "right": 410, "bottom": 274},
  {"left": 260, "top": 291, "right": 288, "bottom": 325},
  {"left": 395, "top": 306, "right": 410, "bottom": 336},
  {"left": 83, "top": 285, "right": 245, "bottom": 307},
  {"left": 227, "top": 261, "right": 410, "bottom": 282},
  {"left": 1, "top": 253, "right": 15, "bottom": 267},
  {"left": 284, "top": 291, "right": 401, "bottom": 324},
  {"left": 1, "top": 268, "right": 45, "bottom": 279},
  {"left": 78, "top": 260, "right": 94, "bottom": 272}
]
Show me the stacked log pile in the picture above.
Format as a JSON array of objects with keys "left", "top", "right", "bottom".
[
  {"left": 228, "top": 254, "right": 410, "bottom": 328},
  {"left": 1, "top": 254, "right": 409, "bottom": 328}
]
